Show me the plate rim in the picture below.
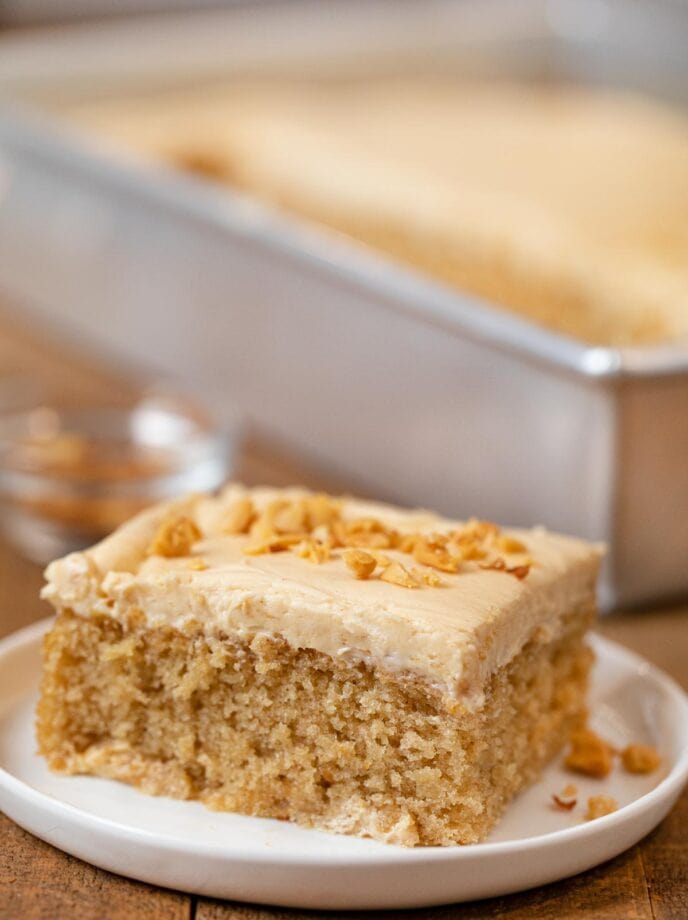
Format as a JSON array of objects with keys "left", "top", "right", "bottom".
[{"left": 1, "top": 615, "right": 687, "bottom": 870}]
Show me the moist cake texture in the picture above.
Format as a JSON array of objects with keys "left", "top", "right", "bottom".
[
  {"left": 61, "top": 78, "right": 688, "bottom": 345},
  {"left": 37, "top": 485, "right": 602, "bottom": 845}
]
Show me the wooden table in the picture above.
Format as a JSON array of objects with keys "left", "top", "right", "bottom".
[{"left": 1, "top": 311, "right": 686, "bottom": 920}]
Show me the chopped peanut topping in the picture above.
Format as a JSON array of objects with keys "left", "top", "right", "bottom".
[
  {"left": 463, "top": 518, "right": 500, "bottom": 541},
  {"left": 248, "top": 514, "right": 278, "bottom": 543},
  {"left": 395, "top": 533, "right": 420, "bottom": 553},
  {"left": 240, "top": 500, "right": 310, "bottom": 553},
  {"left": 148, "top": 515, "right": 202, "bottom": 558},
  {"left": 222, "top": 492, "right": 533, "bottom": 588},
  {"left": 345, "top": 532, "right": 392, "bottom": 549},
  {"left": 303, "top": 494, "right": 341, "bottom": 529},
  {"left": 371, "top": 552, "right": 393, "bottom": 569},
  {"left": 343, "top": 549, "right": 377, "bottom": 580},
  {"left": 328, "top": 518, "right": 347, "bottom": 548},
  {"left": 243, "top": 532, "right": 306, "bottom": 555},
  {"left": 293, "top": 538, "right": 331, "bottom": 565},
  {"left": 480, "top": 557, "right": 507, "bottom": 572},
  {"left": 272, "top": 501, "right": 307, "bottom": 535},
  {"left": 342, "top": 517, "right": 395, "bottom": 549},
  {"left": 497, "top": 534, "right": 527, "bottom": 554},
  {"left": 480, "top": 556, "right": 530, "bottom": 580},
  {"left": 565, "top": 729, "right": 614, "bottom": 778},
  {"left": 223, "top": 498, "right": 255, "bottom": 534},
  {"left": 585, "top": 796, "right": 618, "bottom": 821},
  {"left": 412, "top": 536, "right": 460, "bottom": 573},
  {"left": 456, "top": 540, "right": 487, "bottom": 561},
  {"left": 621, "top": 744, "right": 661, "bottom": 774},
  {"left": 411, "top": 567, "right": 445, "bottom": 587},
  {"left": 380, "top": 560, "right": 420, "bottom": 589},
  {"left": 508, "top": 563, "right": 531, "bottom": 580}
]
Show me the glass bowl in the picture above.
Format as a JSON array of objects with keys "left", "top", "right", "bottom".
[{"left": 0, "top": 398, "right": 234, "bottom": 563}]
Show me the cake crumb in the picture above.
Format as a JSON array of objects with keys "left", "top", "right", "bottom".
[
  {"left": 99, "top": 635, "right": 138, "bottom": 661},
  {"left": 621, "top": 744, "right": 661, "bottom": 774},
  {"left": 585, "top": 795, "right": 618, "bottom": 820},
  {"left": 343, "top": 549, "right": 377, "bottom": 580},
  {"left": 565, "top": 728, "right": 614, "bottom": 778},
  {"left": 148, "top": 515, "right": 202, "bottom": 558}
]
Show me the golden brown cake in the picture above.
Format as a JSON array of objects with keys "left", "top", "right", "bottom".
[
  {"left": 37, "top": 485, "right": 602, "bottom": 846},
  {"left": 61, "top": 78, "right": 688, "bottom": 345}
]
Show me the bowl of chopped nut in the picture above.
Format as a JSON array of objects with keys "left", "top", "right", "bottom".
[{"left": 0, "top": 397, "right": 233, "bottom": 562}]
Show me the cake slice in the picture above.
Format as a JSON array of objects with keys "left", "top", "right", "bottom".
[{"left": 37, "top": 485, "right": 602, "bottom": 846}]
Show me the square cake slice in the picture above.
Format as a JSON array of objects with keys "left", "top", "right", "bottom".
[{"left": 37, "top": 485, "right": 602, "bottom": 846}]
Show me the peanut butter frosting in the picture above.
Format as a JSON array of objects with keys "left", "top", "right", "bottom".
[
  {"left": 61, "top": 78, "right": 688, "bottom": 345},
  {"left": 42, "top": 485, "right": 602, "bottom": 707}
]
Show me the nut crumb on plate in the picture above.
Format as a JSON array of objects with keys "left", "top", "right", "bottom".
[
  {"left": 621, "top": 744, "right": 661, "bottom": 774},
  {"left": 565, "top": 728, "right": 614, "bottom": 778},
  {"left": 551, "top": 792, "right": 577, "bottom": 811},
  {"left": 585, "top": 795, "right": 618, "bottom": 821}
]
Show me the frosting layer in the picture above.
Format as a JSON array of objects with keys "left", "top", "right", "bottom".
[{"left": 42, "top": 485, "right": 602, "bottom": 705}]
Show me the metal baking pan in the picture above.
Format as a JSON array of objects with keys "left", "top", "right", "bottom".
[{"left": 0, "top": 0, "right": 687, "bottom": 609}]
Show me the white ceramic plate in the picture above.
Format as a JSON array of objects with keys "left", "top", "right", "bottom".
[{"left": 1, "top": 619, "right": 687, "bottom": 910}]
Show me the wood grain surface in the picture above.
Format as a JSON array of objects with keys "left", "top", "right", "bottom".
[{"left": 1, "top": 309, "right": 686, "bottom": 920}]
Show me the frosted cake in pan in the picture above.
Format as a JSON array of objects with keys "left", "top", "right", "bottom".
[{"left": 63, "top": 78, "right": 688, "bottom": 345}]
